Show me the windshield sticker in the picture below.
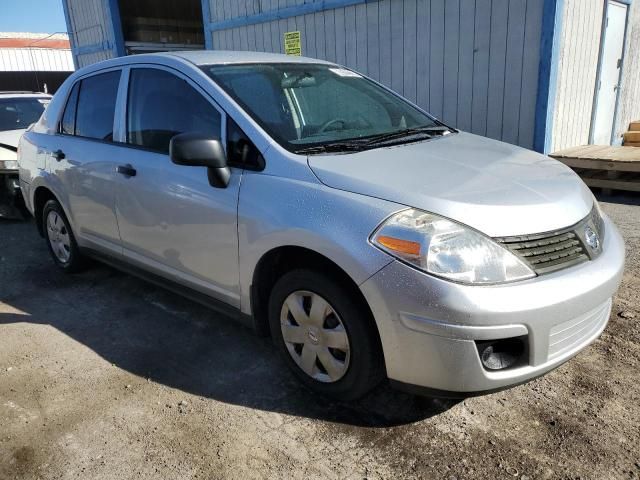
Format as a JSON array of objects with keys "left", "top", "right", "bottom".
[{"left": 329, "top": 68, "right": 362, "bottom": 78}]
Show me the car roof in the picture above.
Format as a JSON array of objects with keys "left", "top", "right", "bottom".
[
  {"left": 162, "top": 50, "right": 335, "bottom": 66},
  {"left": 67, "top": 51, "right": 339, "bottom": 82},
  {"left": 124, "top": 50, "right": 336, "bottom": 68}
]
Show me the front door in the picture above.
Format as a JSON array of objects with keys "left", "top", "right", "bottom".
[
  {"left": 114, "top": 66, "right": 241, "bottom": 307},
  {"left": 591, "top": 0, "right": 628, "bottom": 145}
]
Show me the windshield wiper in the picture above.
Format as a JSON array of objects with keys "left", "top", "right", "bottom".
[
  {"left": 294, "top": 125, "right": 455, "bottom": 155},
  {"left": 361, "top": 125, "right": 452, "bottom": 147},
  {"left": 294, "top": 141, "right": 370, "bottom": 154}
]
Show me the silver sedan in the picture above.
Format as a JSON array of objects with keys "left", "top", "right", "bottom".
[{"left": 18, "top": 51, "right": 625, "bottom": 400}]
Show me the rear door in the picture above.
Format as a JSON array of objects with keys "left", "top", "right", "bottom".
[
  {"left": 591, "top": 1, "right": 628, "bottom": 145},
  {"left": 113, "top": 66, "right": 242, "bottom": 307},
  {"left": 49, "top": 69, "right": 124, "bottom": 254}
]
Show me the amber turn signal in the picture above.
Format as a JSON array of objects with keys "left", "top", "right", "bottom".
[{"left": 376, "top": 235, "right": 421, "bottom": 256}]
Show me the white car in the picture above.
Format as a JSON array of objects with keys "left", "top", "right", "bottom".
[{"left": 0, "top": 91, "right": 51, "bottom": 218}]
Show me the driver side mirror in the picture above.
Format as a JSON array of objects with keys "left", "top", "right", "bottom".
[{"left": 169, "top": 133, "right": 230, "bottom": 188}]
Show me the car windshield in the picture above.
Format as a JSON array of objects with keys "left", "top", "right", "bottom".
[
  {"left": 202, "top": 63, "right": 442, "bottom": 153},
  {"left": 0, "top": 97, "right": 48, "bottom": 131}
]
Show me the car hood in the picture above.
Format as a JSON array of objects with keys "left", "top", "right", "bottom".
[
  {"left": 307, "top": 132, "right": 593, "bottom": 237},
  {"left": 0, "top": 129, "right": 25, "bottom": 150}
]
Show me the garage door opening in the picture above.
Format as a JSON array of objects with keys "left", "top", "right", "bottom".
[{"left": 118, "top": 0, "right": 205, "bottom": 54}]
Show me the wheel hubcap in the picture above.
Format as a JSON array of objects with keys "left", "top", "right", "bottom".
[
  {"left": 280, "top": 290, "right": 350, "bottom": 383},
  {"left": 46, "top": 211, "right": 71, "bottom": 263}
]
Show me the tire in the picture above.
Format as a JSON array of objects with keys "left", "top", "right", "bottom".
[
  {"left": 269, "top": 269, "right": 384, "bottom": 401},
  {"left": 42, "top": 199, "right": 86, "bottom": 273}
]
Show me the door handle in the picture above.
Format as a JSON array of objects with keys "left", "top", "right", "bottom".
[
  {"left": 52, "top": 149, "right": 65, "bottom": 161},
  {"left": 116, "top": 164, "right": 136, "bottom": 177}
]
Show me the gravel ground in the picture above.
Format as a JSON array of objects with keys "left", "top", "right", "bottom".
[{"left": 1, "top": 193, "right": 639, "bottom": 480}]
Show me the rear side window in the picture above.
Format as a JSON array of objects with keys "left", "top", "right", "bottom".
[
  {"left": 126, "top": 68, "right": 221, "bottom": 154},
  {"left": 60, "top": 82, "right": 80, "bottom": 135},
  {"left": 75, "top": 71, "right": 120, "bottom": 141}
]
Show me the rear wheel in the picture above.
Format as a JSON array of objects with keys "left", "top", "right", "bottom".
[
  {"left": 269, "top": 269, "right": 384, "bottom": 400},
  {"left": 42, "top": 200, "right": 86, "bottom": 273}
]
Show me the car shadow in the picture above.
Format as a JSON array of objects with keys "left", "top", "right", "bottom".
[
  {"left": 595, "top": 191, "right": 640, "bottom": 206},
  {"left": 0, "top": 221, "right": 457, "bottom": 428}
]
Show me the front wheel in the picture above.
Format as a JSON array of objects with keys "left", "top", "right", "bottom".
[
  {"left": 42, "top": 199, "right": 86, "bottom": 273},
  {"left": 269, "top": 269, "right": 384, "bottom": 401}
]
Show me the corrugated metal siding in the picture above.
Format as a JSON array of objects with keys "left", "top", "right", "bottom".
[
  {"left": 551, "top": 0, "right": 604, "bottom": 152},
  {"left": 209, "top": 0, "right": 276, "bottom": 22},
  {"left": 615, "top": 0, "right": 640, "bottom": 142},
  {"left": 76, "top": 51, "right": 112, "bottom": 68},
  {"left": 205, "top": 0, "right": 544, "bottom": 149},
  {"left": 65, "top": 0, "right": 117, "bottom": 67},
  {"left": 0, "top": 48, "right": 74, "bottom": 72}
]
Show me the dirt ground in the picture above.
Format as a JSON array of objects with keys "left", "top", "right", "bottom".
[{"left": 1, "top": 192, "right": 639, "bottom": 480}]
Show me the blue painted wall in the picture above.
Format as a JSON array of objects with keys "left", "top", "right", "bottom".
[
  {"left": 203, "top": 0, "right": 547, "bottom": 150},
  {"left": 63, "top": 0, "right": 554, "bottom": 151},
  {"left": 533, "top": 0, "right": 564, "bottom": 154},
  {"left": 63, "top": 0, "right": 120, "bottom": 67}
]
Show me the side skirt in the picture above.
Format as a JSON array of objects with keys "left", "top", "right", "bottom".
[{"left": 83, "top": 248, "right": 258, "bottom": 332}]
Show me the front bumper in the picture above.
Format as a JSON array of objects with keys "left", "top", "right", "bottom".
[
  {"left": 0, "top": 171, "right": 25, "bottom": 219},
  {"left": 360, "top": 215, "right": 625, "bottom": 394}
]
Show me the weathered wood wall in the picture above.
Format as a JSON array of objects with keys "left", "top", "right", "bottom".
[
  {"left": 65, "top": 0, "right": 118, "bottom": 67},
  {"left": 615, "top": 0, "right": 640, "bottom": 142},
  {"left": 551, "top": 0, "right": 604, "bottom": 152},
  {"left": 552, "top": 0, "right": 640, "bottom": 150}
]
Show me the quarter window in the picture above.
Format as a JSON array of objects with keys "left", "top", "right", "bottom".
[
  {"left": 74, "top": 71, "right": 120, "bottom": 141},
  {"left": 126, "top": 68, "right": 222, "bottom": 154},
  {"left": 60, "top": 82, "right": 80, "bottom": 135}
]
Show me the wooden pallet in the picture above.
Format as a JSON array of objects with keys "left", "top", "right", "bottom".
[
  {"left": 622, "top": 121, "right": 640, "bottom": 147},
  {"left": 623, "top": 131, "right": 640, "bottom": 144},
  {"left": 550, "top": 145, "right": 640, "bottom": 193}
]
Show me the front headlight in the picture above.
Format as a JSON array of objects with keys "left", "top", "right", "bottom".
[
  {"left": 371, "top": 209, "right": 536, "bottom": 285},
  {"left": 0, "top": 160, "right": 19, "bottom": 170},
  {"left": 0, "top": 160, "right": 18, "bottom": 170},
  {"left": 591, "top": 196, "right": 606, "bottom": 236}
]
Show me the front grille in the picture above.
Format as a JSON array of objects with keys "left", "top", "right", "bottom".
[
  {"left": 495, "top": 207, "right": 603, "bottom": 275},
  {"left": 497, "top": 230, "right": 589, "bottom": 274}
]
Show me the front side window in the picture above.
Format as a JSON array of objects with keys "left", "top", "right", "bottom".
[
  {"left": 0, "top": 97, "right": 48, "bottom": 131},
  {"left": 203, "top": 63, "right": 441, "bottom": 152},
  {"left": 226, "top": 117, "right": 263, "bottom": 170},
  {"left": 75, "top": 70, "right": 120, "bottom": 141},
  {"left": 126, "top": 68, "right": 222, "bottom": 154}
]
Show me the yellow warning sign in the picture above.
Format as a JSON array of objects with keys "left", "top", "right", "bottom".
[{"left": 284, "top": 31, "right": 302, "bottom": 56}]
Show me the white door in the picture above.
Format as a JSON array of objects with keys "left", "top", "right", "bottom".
[{"left": 591, "top": 1, "right": 627, "bottom": 145}]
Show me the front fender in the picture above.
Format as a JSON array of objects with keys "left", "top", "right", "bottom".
[{"left": 237, "top": 171, "right": 400, "bottom": 315}]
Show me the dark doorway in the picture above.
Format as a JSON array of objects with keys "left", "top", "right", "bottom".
[
  {"left": 118, "top": 0, "right": 205, "bottom": 54},
  {"left": 0, "top": 71, "right": 72, "bottom": 94}
]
